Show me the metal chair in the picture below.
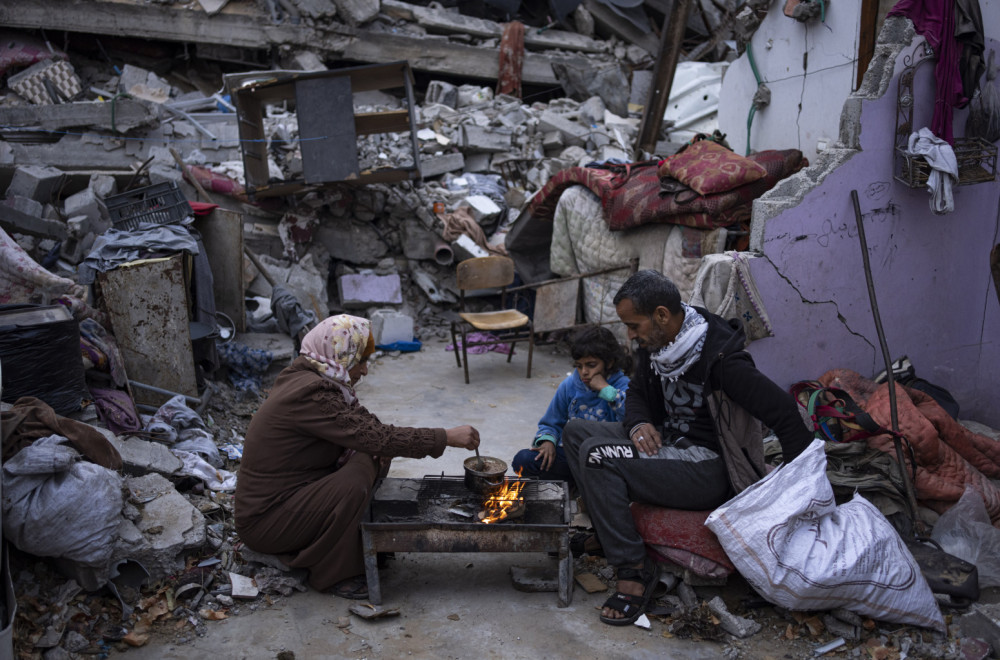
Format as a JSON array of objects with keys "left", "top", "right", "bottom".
[{"left": 449, "top": 256, "right": 533, "bottom": 384}]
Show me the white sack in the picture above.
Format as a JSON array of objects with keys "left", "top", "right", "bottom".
[
  {"left": 2, "top": 435, "right": 123, "bottom": 569},
  {"left": 706, "top": 439, "right": 944, "bottom": 631}
]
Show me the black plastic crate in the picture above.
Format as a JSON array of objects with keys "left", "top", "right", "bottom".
[{"left": 106, "top": 182, "right": 193, "bottom": 231}]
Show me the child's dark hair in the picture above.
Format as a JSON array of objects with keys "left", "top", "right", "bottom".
[{"left": 570, "top": 325, "right": 632, "bottom": 375}]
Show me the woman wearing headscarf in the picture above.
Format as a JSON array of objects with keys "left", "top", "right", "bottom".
[{"left": 235, "top": 314, "right": 480, "bottom": 599}]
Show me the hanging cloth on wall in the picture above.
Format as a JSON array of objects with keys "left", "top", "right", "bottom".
[
  {"left": 888, "top": 0, "right": 984, "bottom": 144},
  {"left": 905, "top": 127, "right": 959, "bottom": 214}
]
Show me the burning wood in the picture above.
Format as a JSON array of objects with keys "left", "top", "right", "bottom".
[{"left": 478, "top": 472, "right": 527, "bottom": 524}]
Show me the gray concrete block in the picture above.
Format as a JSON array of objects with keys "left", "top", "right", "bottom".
[
  {"left": 464, "top": 194, "right": 501, "bottom": 226},
  {"left": 338, "top": 272, "right": 403, "bottom": 307},
  {"left": 5, "top": 164, "right": 65, "bottom": 203},
  {"left": 419, "top": 152, "right": 465, "bottom": 178},
  {"left": 461, "top": 125, "right": 512, "bottom": 153},
  {"left": 317, "top": 222, "right": 388, "bottom": 264},
  {"left": 425, "top": 80, "right": 458, "bottom": 108},
  {"left": 401, "top": 218, "right": 440, "bottom": 261},
  {"left": 334, "top": 0, "right": 379, "bottom": 25},
  {"left": 538, "top": 110, "right": 588, "bottom": 147},
  {"left": 89, "top": 174, "right": 117, "bottom": 199},
  {"left": 125, "top": 473, "right": 207, "bottom": 581},
  {"left": 63, "top": 187, "right": 109, "bottom": 234},
  {"left": 3, "top": 194, "right": 44, "bottom": 219},
  {"left": 706, "top": 596, "right": 761, "bottom": 638},
  {"left": 107, "top": 434, "right": 184, "bottom": 478}
]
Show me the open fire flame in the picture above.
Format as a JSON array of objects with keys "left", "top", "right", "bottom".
[{"left": 480, "top": 469, "right": 526, "bottom": 524}]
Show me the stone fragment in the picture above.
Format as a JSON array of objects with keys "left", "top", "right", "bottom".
[
  {"left": 334, "top": 0, "right": 379, "bottom": 25},
  {"left": 419, "top": 152, "right": 465, "bottom": 178},
  {"left": 338, "top": 272, "right": 403, "bottom": 307},
  {"left": 461, "top": 125, "right": 512, "bottom": 153},
  {"left": 118, "top": 64, "right": 172, "bottom": 104},
  {"left": 425, "top": 80, "right": 458, "bottom": 108},
  {"left": 706, "top": 596, "right": 761, "bottom": 638},
  {"left": 451, "top": 234, "right": 490, "bottom": 261},
  {"left": 538, "top": 110, "right": 589, "bottom": 147},
  {"left": 5, "top": 164, "right": 65, "bottom": 203},
  {"left": 464, "top": 194, "right": 501, "bottom": 226},
  {"left": 123, "top": 473, "right": 207, "bottom": 581},
  {"left": 107, "top": 433, "right": 184, "bottom": 478}
]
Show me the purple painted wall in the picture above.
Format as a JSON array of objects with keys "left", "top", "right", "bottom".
[{"left": 746, "top": 36, "right": 1000, "bottom": 427}]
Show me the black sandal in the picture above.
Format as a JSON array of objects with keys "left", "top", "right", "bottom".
[
  {"left": 570, "top": 532, "right": 605, "bottom": 558},
  {"left": 331, "top": 574, "right": 369, "bottom": 600},
  {"left": 599, "top": 557, "right": 660, "bottom": 626}
]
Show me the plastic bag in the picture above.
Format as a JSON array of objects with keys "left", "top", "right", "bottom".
[
  {"left": 2, "top": 435, "right": 123, "bottom": 571},
  {"left": 706, "top": 439, "right": 944, "bottom": 631},
  {"left": 931, "top": 485, "right": 1000, "bottom": 588}
]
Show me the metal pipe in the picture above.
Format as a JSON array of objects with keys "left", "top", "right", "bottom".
[{"left": 850, "top": 189, "right": 923, "bottom": 533}]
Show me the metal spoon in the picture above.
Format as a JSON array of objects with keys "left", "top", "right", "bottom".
[{"left": 475, "top": 446, "right": 484, "bottom": 471}]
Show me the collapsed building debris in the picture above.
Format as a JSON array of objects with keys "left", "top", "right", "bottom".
[{"left": 1, "top": 0, "right": 999, "bottom": 658}]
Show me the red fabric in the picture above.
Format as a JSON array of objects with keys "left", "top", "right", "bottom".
[
  {"left": 631, "top": 503, "right": 735, "bottom": 574},
  {"left": 188, "top": 201, "right": 219, "bottom": 216},
  {"left": 819, "top": 369, "right": 1000, "bottom": 525},
  {"left": 497, "top": 21, "right": 525, "bottom": 98},
  {"left": 888, "top": 0, "right": 964, "bottom": 143},
  {"left": 189, "top": 166, "right": 247, "bottom": 202},
  {"left": 526, "top": 149, "right": 805, "bottom": 232},
  {"left": 0, "top": 35, "right": 64, "bottom": 77},
  {"left": 659, "top": 140, "right": 767, "bottom": 195}
]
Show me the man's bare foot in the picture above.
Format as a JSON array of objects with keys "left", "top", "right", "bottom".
[{"left": 601, "top": 562, "right": 645, "bottom": 620}]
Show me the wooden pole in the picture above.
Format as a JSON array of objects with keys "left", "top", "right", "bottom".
[{"left": 634, "top": 0, "right": 694, "bottom": 158}]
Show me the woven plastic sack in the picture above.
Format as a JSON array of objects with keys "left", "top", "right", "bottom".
[{"left": 706, "top": 439, "right": 944, "bottom": 631}]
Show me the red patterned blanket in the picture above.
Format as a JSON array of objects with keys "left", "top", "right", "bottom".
[{"left": 525, "top": 149, "right": 805, "bottom": 231}]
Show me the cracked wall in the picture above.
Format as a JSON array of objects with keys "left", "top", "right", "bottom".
[{"left": 728, "top": 7, "right": 1000, "bottom": 427}]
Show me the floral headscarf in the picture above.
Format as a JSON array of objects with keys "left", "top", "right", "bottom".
[{"left": 300, "top": 315, "right": 374, "bottom": 403}]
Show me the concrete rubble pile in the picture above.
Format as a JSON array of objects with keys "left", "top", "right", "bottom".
[{"left": 1, "top": 2, "right": 997, "bottom": 659}]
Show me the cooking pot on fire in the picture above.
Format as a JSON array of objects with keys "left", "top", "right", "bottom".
[{"left": 463, "top": 455, "right": 508, "bottom": 495}]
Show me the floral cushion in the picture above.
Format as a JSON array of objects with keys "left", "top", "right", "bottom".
[{"left": 659, "top": 139, "right": 768, "bottom": 196}]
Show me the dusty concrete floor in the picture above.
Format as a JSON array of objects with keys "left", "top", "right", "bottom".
[{"left": 110, "top": 338, "right": 800, "bottom": 659}]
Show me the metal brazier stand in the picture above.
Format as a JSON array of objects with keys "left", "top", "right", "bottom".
[{"left": 360, "top": 476, "right": 574, "bottom": 606}]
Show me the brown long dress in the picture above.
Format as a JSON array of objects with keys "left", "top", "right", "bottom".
[{"left": 235, "top": 357, "right": 446, "bottom": 591}]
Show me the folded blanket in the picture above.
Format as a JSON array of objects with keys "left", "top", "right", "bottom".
[
  {"left": 819, "top": 369, "right": 1000, "bottom": 525},
  {"left": 526, "top": 149, "right": 805, "bottom": 232}
]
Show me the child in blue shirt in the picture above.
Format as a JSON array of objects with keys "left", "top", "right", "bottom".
[{"left": 512, "top": 325, "right": 630, "bottom": 486}]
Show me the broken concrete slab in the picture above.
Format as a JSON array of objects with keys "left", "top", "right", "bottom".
[
  {"left": 538, "top": 110, "right": 588, "bottom": 147},
  {"left": 0, "top": 198, "right": 70, "bottom": 241},
  {"left": 107, "top": 434, "right": 185, "bottom": 478},
  {"left": 461, "top": 125, "right": 512, "bottom": 153},
  {"left": 0, "top": 98, "right": 158, "bottom": 133},
  {"left": 5, "top": 164, "right": 65, "bottom": 202},
  {"left": 338, "top": 272, "right": 403, "bottom": 307},
  {"left": 118, "top": 64, "right": 172, "bottom": 104},
  {"left": 419, "top": 152, "right": 465, "bottom": 179},
  {"left": 316, "top": 222, "right": 388, "bottom": 264},
  {"left": 63, "top": 187, "right": 109, "bottom": 234},
  {"left": 124, "top": 473, "right": 207, "bottom": 580},
  {"left": 451, "top": 234, "right": 490, "bottom": 261},
  {"left": 464, "top": 195, "right": 501, "bottom": 227},
  {"left": 334, "top": 0, "right": 379, "bottom": 25}
]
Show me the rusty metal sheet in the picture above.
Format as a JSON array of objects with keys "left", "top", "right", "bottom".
[
  {"left": 98, "top": 254, "right": 198, "bottom": 407},
  {"left": 532, "top": 279, "right": 579, "bottom": 333}
]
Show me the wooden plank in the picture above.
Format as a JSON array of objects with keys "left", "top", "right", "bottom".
[
  {"left": 355, "top": 110, "right": 411, "bottom": 135},
  {"left": 381, "top": 0, "right": 607, "bottom": 54},
  {"left": 98, "top": 255, "right": 198, "bottom": 407},
  {"left": 856, "top": 0, "right": 880, "bottom": 90},
  {"left": 192, "top": 208, "right": 246, "bottom": 332}
]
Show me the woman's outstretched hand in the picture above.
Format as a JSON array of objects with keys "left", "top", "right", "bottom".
[{"left": 445, "top": 425, "right": 480, "bottom": 450}]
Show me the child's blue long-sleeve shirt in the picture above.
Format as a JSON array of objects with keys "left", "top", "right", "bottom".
[{"left": 533, "top": 370, "right": 629, "bottom": 447}]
